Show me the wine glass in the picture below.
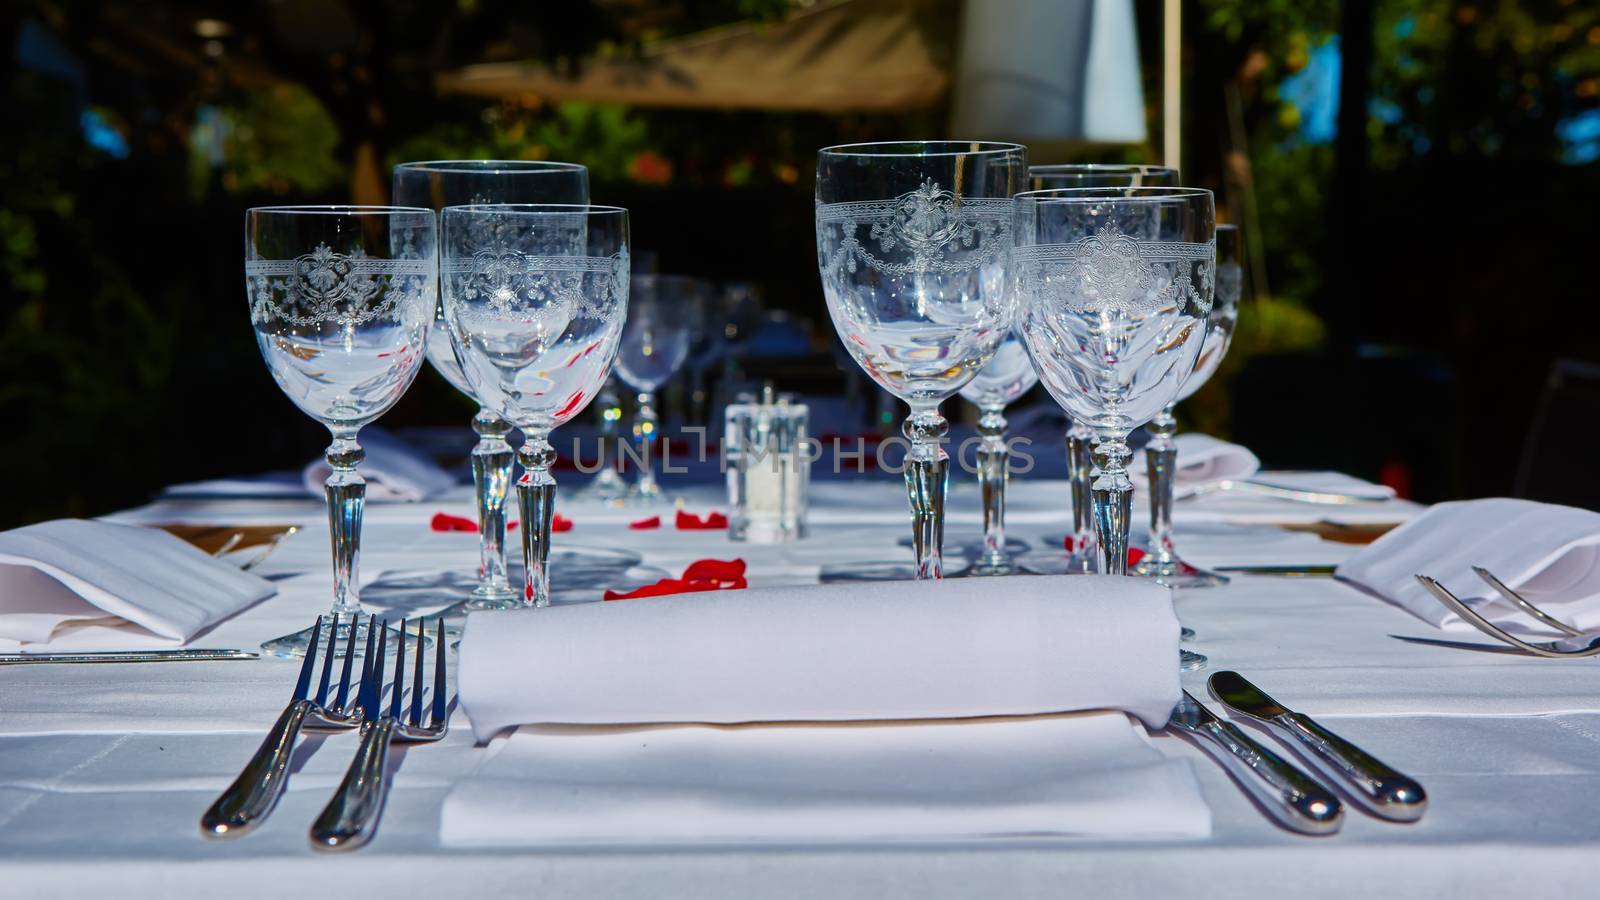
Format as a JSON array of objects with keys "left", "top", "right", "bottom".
[
  {"left": 1013, "top": 187, "right": 1216, "bottom": 583},
  {"left": 1135, "top": 223, "right": 1244, "bottom": 588},
  {"left": 245, "top": 206, "right": 436, "bottom": 657},
  {"left": 817, "top": 141, "right": 1027, "bottom": 579},
  {"left": 957, "top": 332, "right": 1038, "bottom": 576},
  {"left": 393, "top": 160, "right": 589, "bottom": 609},
  {"left": 615, "top": 274, "right": 700, "bottom": 504},
  {"left": 440, "top": 203, "right": 629, "bottom": 607},
  {"left": 1022, "top": 165, "right": 1178, "bottom": 574}
]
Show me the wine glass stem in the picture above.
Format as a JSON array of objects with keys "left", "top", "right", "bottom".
[
  {"left": 323, "top": 432, "right": 366, "bottom": 617},
  {"left": 590, "top": 383, "right": 625, "bottom": 491},
  {"left": 903, "top": 407, "right": 949, "bottom": 580},
  {"left": 632, "top": 391, "right": 661, "bottom": 498},
  {"left": 1144, "top": 404, "right": 1179, "bottom": 569},
  {"left": 517, "top": 431, "right": 558, "bottom": 608},
  {"left": 1066, "top": 422, "right": 1097, "bottom": 554},
  {"left": 976, "top": 406, "right": 1010, "bottom": 569},
  {"left": 1091, "top": 434, "right": 1134, "bottom": 576},
  {"left": 470, "top": 408, "right": 514, "bottom": 599}
]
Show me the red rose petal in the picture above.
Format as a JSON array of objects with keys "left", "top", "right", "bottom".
[
  {"left": 675, "top": 510, "right": 729, "bottom": 530},
  {"left": 553, "top": 514, "right": 574, "bottom": 533},
  {"left": 604, "top": 558, "right": 748, "bottom": 600},
  {"left": 430, "top": 512, "right": 478, "bottom": 533},
  {"left": 629, "top": 515, "right": 662, "bottom": 530}
]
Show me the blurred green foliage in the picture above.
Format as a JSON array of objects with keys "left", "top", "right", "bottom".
[
  {"left": 386, "top": 102, "right": 651, "bottom": 185},
  {"left": 188, "top": 83, "right": 344, "bottom": 199}
]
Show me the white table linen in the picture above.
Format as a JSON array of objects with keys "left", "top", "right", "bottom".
[
  {"left": 0, "top": 519, "right": 276, "bottom": 651},
  {"left": 300, "top": 426, "right": 456, "bottom": 502},
  {"left": 1129, "top": 433, "right": 1259, "bottom": 494},
  {"left": 1335, "top": 497, "right": 1600, "bottom": 631},
  {"left": 9, "top": 474, "right": 1600, "bottom": 899}
]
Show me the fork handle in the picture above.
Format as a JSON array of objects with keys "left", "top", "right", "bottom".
[
  {"left": 310, "top": 718, "right": 396, "bottom": 851},
  {"left": 200, "top": 698, "right": 313, "bottom": 838}
]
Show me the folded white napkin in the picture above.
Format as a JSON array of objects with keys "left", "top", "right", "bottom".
[
  {"left": 459, "top": 575, "right": 1179, "bottom": 740},
  {"left": 0, "top": 519, "right": 277, "bottom": 650},
  {"left": 1335, "top": 498, "right": 1600, "bottom": 630},
  {"left": 301, "top": 427, "right": 456, "bottom": 502},
  {"left": 1130, "top": 433, "right": 1260, "bottom": 496},
  {"left": 440, "top": 712, "right": 1211, "bottom": 846}
]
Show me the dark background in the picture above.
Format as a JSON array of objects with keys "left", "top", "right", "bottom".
[{"left": 2, "top": 0, "right": 1597, "bottom": 527}]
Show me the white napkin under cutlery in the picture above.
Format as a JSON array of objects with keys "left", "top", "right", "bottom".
[
  {"left": 0, "top": 519, "right": 277, "bottom": 651},
  {"left": 442, "top": 576, "right": 1211, "bottom": 846},
  {"left": 1335, "top": 498, "right": 1600, "bottom": 631}
]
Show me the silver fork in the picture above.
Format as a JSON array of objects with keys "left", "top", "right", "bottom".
[
  {"left": 201, "top": 613, "right": 363, "bottom": 837},
  {"left": 1413, "top": 575, "right": 1600, "bottom": 658},
  {"left": 1469, "top": 566, "right": 1584, "bottom": 636},
  {"left": 311, "top": 617, "right": 449, "bottom": 851}
]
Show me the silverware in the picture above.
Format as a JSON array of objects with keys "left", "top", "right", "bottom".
[
  {"left": 1185, "top": 479, "right": 1385, "bottom": 505},
  {"left": 1212, "top": 564, "right": 1337, "bottom": 576},
  {"left": 1414, "top": 574, "right": 1600, "bottom": 658},
  {"left": 210, "top": 532, "right": 244, "bottom": 558},
  {"left": 311, "top": 617, "right": 448, "bottom": 851},
  {"left": 239, "top": 525, "right": 301, "bottom": 571},
  {"left": 201, "top": 615, "right": 362, "bottom": 838},
  {"left": 1470, "top": 566, "right": 1583, "bottom": 636},
  {"left": 0, "top": 649, "right": 258, "bottom": 665},
  {"left": 1208, "top": 671, "right": 1426, "bottom": 822},
  {"left": 1166, "top": 690, "right": 1343, "bottom": 835}
]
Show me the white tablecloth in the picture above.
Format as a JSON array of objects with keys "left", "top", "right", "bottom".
[{"left": 3, "top": 475, "right": 1596, "bottom": 898}]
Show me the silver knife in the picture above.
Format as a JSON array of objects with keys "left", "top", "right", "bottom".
[
  {"left": 1209, "top": 671, "right": 1426, "bottom": 822},
  {"left": 0, "top": 649, "right": 257, "bottom": 665},
  {"left": 1167, "top": 689, "right": 1344, "bottom": 835}
]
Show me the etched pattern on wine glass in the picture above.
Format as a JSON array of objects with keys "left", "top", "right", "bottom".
[{"left": 817, "top": 179, "right": 1012, "bottom": 277}]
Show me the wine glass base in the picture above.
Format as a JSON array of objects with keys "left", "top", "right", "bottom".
[
  {"left": 818, "top": 560, "right": 973, "bottom": 582},
  {"left": 1132, "top": 555, "right": 1231, "bottom": 588},
  {"left": 967, "top": 559, "right": 1022, "bottom": 577},
  {"left": 1179, "top": 648, "right": 1208, "bottom": 672},
  {"left": 260, "top": 616, "right": 428, "bottom": 660},
  {"left": 572, "top": 471, "right": 629, "bottom": 505},
  {"left": 1017, "top": 551, "right": 1099, "bottom": 576}
]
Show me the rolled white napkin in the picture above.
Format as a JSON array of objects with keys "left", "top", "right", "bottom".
[
  {"left": 1130, "top": 433, "right": 1260, "bottom": 496},
  {"left": 301, "top": 427, "right": 455, "bottom": 502},
  {"left": 0, "top": 520, "right": 277, "bottom": 650},
  {"left": 458, "top": 575, "right": 1180, "bottom": 741},
  {"left": 440, "top": 712, "right": 1211, "bottom": 846},
  {"left": 1335, "top": 498, "right": 1600, "bottom": 630}
]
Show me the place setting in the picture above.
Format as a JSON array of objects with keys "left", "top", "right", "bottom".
[{"left": 6, "top": 6, "right": 1600, "bottom": 895}]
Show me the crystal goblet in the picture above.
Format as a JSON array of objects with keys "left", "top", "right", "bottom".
[
  {"left": 1135, "top": 223, "right": 1244, "bottom": 588},
  {"left": 1022, "top": 164, "right": 1178, "bottom": 574},
  {"left": 817, "top": 141, "right": 1027, "bottom": 579},
  {"left": 615, "top": 274, "right": 700, "bottom": 505},
  {"left": 957, "top": 332, "right": 1038, "bottom": 576},
  {"left": 1013, "top": 187, "right": 1215, "bottom": 580},
  {"left": 245, "top": 205, "right": 436, "bottom": 657},
  {"left": 393, "top": 160, "right": 589, "bottom": 609},
  {"left": 441, "top": 203, "right": 629, "bottom": 607}
]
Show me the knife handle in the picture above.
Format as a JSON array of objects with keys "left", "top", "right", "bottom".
[
  {"left": 201, "top": 698, "right": 313, "bottom": 838},
  {"left": 1185, "top": 719, "right": 1344, "bottom": 835},
  {"left": 1273, "top": 713, "right": 1427, "bottom": 822}
]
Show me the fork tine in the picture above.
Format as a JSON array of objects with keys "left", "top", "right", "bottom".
[
  {"left": 432, "top": 618, "right": 447, "bottom": 729},
  {"left": 364, "top": 619, "right": 385, "bottom": 715},
  {"left": 1414, "top": 574, "right": 1573, "bottom": 657},
  {"left": 408, "top": 619, "right": 425, "bottom": 727},
  {"left": 1471, "top": 566, "right": 1584, "bottom": 636},
  {"left": 314, "top": 614, "right": 339, "bottom": 706},
  {"left": 390, "top": 619, "right": 407, "bottom": 721},
  {"left": 333, "top": 614, "right": 360, "bottom": 711},
  {"left": 293, "top": 615, "right": 324, "bottom": 701}
]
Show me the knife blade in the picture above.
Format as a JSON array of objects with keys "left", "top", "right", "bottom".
[
  {"left": 1208, "top": 671, "right": 1426, "bottom": 822},
  {"left": 1166, "top": 689, "right": 1343, "bottom": 835},
  {"left": 0, "top": 649, "right": 258, "bottom": 665}
]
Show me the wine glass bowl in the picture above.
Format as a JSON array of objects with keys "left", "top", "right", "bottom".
[{"left": 1013, "top": 186, "right": 1216, "bottom": 576}]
